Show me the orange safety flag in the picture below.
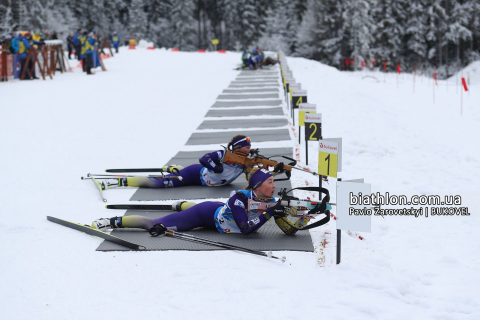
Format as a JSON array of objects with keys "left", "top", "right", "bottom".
[
  {"left": 346, "top": 58, "right": 350, "bottom": 67},
  {"left": 433, "top": 73, "right": 437, "bottom": 85},
  {"left": 383, "top": 61, "right": 387, "bottom": 71},
  {"left": 462, "top": 78, "right": 468, "bottom": 91},
  {"left": 361, "top": 61, "right": 365, "bottom": 67},
  {"left": 396, "top": 64, "right": 401, "bottom": 74}
]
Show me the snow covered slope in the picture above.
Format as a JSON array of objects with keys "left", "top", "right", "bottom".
[{"left": 0, "top": 48, "right": 478, "bottom": 319}]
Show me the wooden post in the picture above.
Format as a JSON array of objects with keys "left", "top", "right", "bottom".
[{"left": 0, "top": 46, "right": 7, "bottom": 82}]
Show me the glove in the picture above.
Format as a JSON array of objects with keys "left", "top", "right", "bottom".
[
  {"left": 265, "top": 201, "right": 287, "bottom": 219},
  {"left": 273, "top": 162, "right": 285, "bottom": 173},
  {"left": 200, "top": 155, "right": 224, "bottom": 173}
]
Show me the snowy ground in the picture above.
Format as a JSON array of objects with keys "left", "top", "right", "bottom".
[{"left": 0, "top": 47, "right": 479, "bottom": 319}]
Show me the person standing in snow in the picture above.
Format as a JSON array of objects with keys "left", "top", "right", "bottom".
[
  {"left": 129, "top": 36, "right": 137, "bottom": 47},
  {"left": 84, "top": 32, "right": 96, "bottom": 75},
  {"left": 73, "top": 29, "right": 82, "bottom": 60},
  {"left": 66, "top": 33, "right": 74, "bottom": 59},
  {"left": 92, "top": 168, "right": 311, "bottom": 236},
  {"left": 111, "top": 32, "right": 120, "bottom": 53}
]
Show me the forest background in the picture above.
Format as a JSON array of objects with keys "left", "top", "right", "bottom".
[{"left": 1, "top": 0, "right": 479, "bottom": 77}]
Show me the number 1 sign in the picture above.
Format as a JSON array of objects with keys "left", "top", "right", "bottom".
[{"left": 318, "top": 139, "right": 338, "bottom": 178}]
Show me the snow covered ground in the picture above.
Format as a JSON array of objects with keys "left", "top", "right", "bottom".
[{"left": 0, "top": 47, "right": 478, "bottom": 319}]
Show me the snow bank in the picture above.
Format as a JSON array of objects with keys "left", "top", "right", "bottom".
[{"left": 137, "top": 39, "right": 154, "bottom": 48}]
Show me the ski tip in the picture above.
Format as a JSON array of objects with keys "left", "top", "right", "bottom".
[{"left": 105, "top": 205, "right": 107, "bottom": 209}]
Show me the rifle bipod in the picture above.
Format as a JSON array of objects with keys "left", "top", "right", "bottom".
[{"left": 164, "top": 230, "right": 286, "bottom": 262}]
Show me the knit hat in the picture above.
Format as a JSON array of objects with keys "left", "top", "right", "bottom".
[{"left": 248, "top": 168, "right": 272, "bottom": 190}]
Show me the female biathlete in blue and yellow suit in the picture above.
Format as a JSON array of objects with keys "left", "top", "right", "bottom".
[
  {"left": 93, "top": 168, "right": 311, "bottom": 236},
  {"left": 118, "top": 135, "right": 258, "bottom": 189}
]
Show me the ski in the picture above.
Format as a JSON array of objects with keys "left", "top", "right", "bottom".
[
  {"left": 90, "top": 176, "right": 107, "bottom": 202},
  {"left": 106, "top": 204, "right": 173, "bottom": 210},
  {"left": 84, "top": 173, "right": 181, "bottom": 180},
  {"left": 106, "top": 168, "right": 165, "bottom": 173},
  {"left": 47, "top": 216, "right": 146, "bottom": 250}
]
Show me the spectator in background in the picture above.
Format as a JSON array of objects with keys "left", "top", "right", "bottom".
[
  {"left": 18, "top": 33, "right": 37, "bottom": 80},
  {"left": 10, "top": 33, "right": 20, "bottom": 54},
  {"left": 67, "top": 33, "right": 74, "bottom": 59},
  {"left": 73, "top": 29, "right": 82, "bottom": 60},
  {"left": 1, "top": 34, "right": 12, "bottom": 53},
  {"left": 79, "top": 31, "right": 87, "bottom": 72},
  {"left": 43, "top": 30, "right": 51, "bottom": 40},
  {"left": 32, "top": 31, "right": 41, "bottom": 42},
  {"left": 111, "top": 32, "right": 120, "bottom": 53},
  {"left": 51, "top": 31, "right": 58, "bottom": 40},
  {"left": 84, "top": 32, "right": 95, "bottom": 75},
  {"left": 129, "top": 36, "right": 137, "bottom": 47}
]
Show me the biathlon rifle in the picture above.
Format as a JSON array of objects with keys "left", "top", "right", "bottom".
[
  {"left": 247, "top": 187, "right": 332, "bottom": 230},
  {"left": 222, "top": 148, "right": 322, "bottom": 179}
]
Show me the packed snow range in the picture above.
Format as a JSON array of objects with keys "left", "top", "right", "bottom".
[{"left": 0, "top": 48, "right": 479, "bottom": 319}]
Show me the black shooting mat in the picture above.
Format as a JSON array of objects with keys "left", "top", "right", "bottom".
[
  {"left": 129, "top": 147, "right": 293, "bottom": 201},
  {"left": 223, "top": 88, "right": 279, "bottom": 93},
  {"left": 231, "top": 81, "right": 278, "bottom": 85},
  {"left": 96, "top": 211, "right": 314, "bottom": 252},
  {"left": 205, "top": 107, "right": 285, "bottom": 117},
  {"left": 217, "top": 93, "right": 279, "bottom": 100},
  {"left": 238, "top": 71, "right": 277, "bottom": 76},
  {"left": 197, "top": 118, "right": 287, "bottom": 130},
  {"left": 234, "top": 77, "right": 279, "bottom": 81},
  {"left": 211, "top": 100, "right": 282, "bottom": 108},
  {"left": 185, "top": 129, "right": 290, "bottom": 145},
  {"left": 229, "top": 83, "right": 279, "bottom": 88}
]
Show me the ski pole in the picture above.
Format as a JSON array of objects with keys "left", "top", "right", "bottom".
[{"left": 165, "top": 230, "right": 286, "bottom": 262}]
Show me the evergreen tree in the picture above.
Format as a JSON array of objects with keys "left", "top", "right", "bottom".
[
  {"left": 343, "top": 0, "right": 376, "bottom": 69},
  {"left": 129, "top": 0, "right": 148, "bottom": 40},
  {"left": 0, "top": 0, "right": 16, "bottom": 34},
  {"left": 372, "top": 0, "right": 407, "bottom": 66},
  {"left": 170, "top": 0, "right": 197, "bottom": 51},
  {"left": 405, "top": 0, "right": 428, "bottom": 66}
]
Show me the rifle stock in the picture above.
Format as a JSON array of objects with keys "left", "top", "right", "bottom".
[{"left": 223, "top": 151, "right": 292, "bottom": 171}]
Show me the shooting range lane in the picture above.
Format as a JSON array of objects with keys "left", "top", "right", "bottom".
[
  {"left": 97, "top": 211, "right": 314, "bottom": 252},
  {"left": 197, "top": 118, "right": 287, "bottom": 130},
  {"left": 205, "top": 107, "right": 284, "bottom": 117},
  {"left": 222, "top": 88, "right": 279, "bottom": 93},
  {"left": 234, "top": 77, "right": 279, "bottom": 81},
  {"left": 186, "top": 129, "right": 291, "bottom": 145},
  {"left": 231, "top": 80, "right": 278, "bottom": 85},
  {"left": 217, "top": 93, "right": 279, "bottom": 100},
  {"left": 211, "top": 100, "right": 283, "bottom": 108},
  {"left": 229, "top": 83, "right": 279, "bottom": 88},
  {"left": 238, "top": 71, "right": 277, "bottom": 76}
]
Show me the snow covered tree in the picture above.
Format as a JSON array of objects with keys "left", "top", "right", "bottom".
[
  {"left": 445, "top": 0, "right": 472, "bottom": 67},
  {"left": 145, "top": 0, "right": 172, "bottom": 47},
  {"left": 296, "top": 0, "right": 346, "bottom": 66},
  {"left": 170, "top": 0, "right": 197, "bottom": 51},
  {"left": 343, "top": 0, "right": 376, "bottom": 69},
  {"left": 236, "top": 0, "right": 259, "bottom": 47},
  {"left": 129, "top": 0, "right": 148, "bottom": 40},
  {"left": 0, "top": 0, "right": 16, "bottom": 34},
  {"left": 372, "top": 0, "right": 407, "bottom": 66},
  {"left": 405, "top": 0, "right": 428, "bottom": 66}
]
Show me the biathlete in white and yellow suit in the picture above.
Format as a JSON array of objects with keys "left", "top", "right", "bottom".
[
  {"left": 117, "top": 135, "right": 274, "bottom": 189},
  {"left": 92, "top": 168, "right": 311, "bottom": 236}
]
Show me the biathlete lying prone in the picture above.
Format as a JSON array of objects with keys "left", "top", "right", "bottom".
[
  {"left": 112, "top": 135, "right": 286, "bottom": 189},
  {"left": 92, "top": 168, "right": 311, "bottom": 236}
]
